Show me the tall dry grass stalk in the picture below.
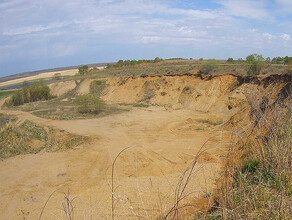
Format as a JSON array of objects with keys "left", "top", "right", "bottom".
[{"left": 207, "top": 82, "right": 292, "bottom": 219}]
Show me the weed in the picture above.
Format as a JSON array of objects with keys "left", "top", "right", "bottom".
[{"left": 133, "top": 103, "right": 149, "bottom": 108}]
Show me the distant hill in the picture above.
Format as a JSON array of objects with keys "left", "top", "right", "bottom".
[{"left": 0, "top": 63, "right": 110, "bottom": 83}]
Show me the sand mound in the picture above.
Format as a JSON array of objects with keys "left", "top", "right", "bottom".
[{"left": 49, "top": 80, "right": 76, "bottom": 96}]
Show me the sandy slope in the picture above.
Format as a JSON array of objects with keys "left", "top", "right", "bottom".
[{"left": 0, "top": 101, "right": 230, "bottom": 219}]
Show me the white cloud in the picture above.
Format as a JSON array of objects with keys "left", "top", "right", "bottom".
[
  {"left": 263, "top": 33, "right": 274, "bottom": 40},
  {"left": 216, "top": 0, "right": 270, "bottom": 20},
  {"left": 3, "top": 22, "right": 69, "bottom": 36},
  {"left": 141, "top": 36, "right": 160, "bottom": 44},
  {"left": 276, "top": 0, "right": 292, "bottom": 13},
  {"left": 281, "top": 34, "right": 291, "bottom": 41}
]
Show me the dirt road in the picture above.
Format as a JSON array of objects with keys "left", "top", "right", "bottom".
[{"left": 0, "top": 99, "right": 229, "bottom": 219}]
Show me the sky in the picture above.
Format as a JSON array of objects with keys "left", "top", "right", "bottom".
[{"left": 0, "top": 0, "right": 292, "bottom": 77}]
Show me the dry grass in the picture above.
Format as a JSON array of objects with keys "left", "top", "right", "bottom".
[
  {"left": 0, "top": 117, "right": 88, "bottom": 159},
  {"left": 203, "top": 83, "right": 292, "bottom": 219}
]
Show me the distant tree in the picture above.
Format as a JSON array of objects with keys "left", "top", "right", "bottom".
[
  {"left": 272, "top": 57, "right": 284, "bottom": 64},
  {"left": 283, "top": 56, "right": 292, "bottom": 65},
  {"left": 53, "top": 73, "right": 61, "bottom": 80},
  {"left": 266, "top": 57, "right": 271, "bottom": 63},
  {"left": 78, "top": 65, "right": 89, "bottom": 75},
  {"left": 226, "top": 58, "right": 234, "bottom": 63},
  {"left": 237, "top": 58, "right": 244, "bottom": 63},
  {"left": 246, "top": 53, "right": 265, "bottom": 75},
  {"left": 199, "top": 60, "right": 219, "bottom": 75},
  {"left": 154, "top": 57, "right": 163, "bottom": 63}
]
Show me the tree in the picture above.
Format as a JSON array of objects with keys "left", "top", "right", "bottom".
[
  {"left": 226, "top": 58, "right": 234, "bottom": 63},
  {"left": 78, "top": 65, "right": 89, "bottom": 75},
  {"left": 199, "top": 60, "right": 219, "bottom": 75},
  {"left": 53, "top": 73, "right": 61, "bottom": 80},
  {"left": 154, "top": 57, "right": 163, "bottom": 63},
  {"left": 246, "top": 53, "right": 265, "bottom": 75}
]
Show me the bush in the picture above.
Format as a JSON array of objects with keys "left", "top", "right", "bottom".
[
  {"left": 246, "top": 53, "right": 265, "bottom": 75},
  {"left": 78, "top": 65, "right": 89, "bottom": 75},
  {"left": 226, "top": 58, "right": 234, "bottom": 63},
  {"left": 8, "top": 83, "right": 52, "bottom": 106},
  {"left": 75, "top": 94, "right": 105, "bottom": 114},
  {"left": 199, "top": 60, "right": 219, "bottom": 74}
]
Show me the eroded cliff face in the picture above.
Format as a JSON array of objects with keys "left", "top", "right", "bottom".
[{"left": 101, "top": 73, "right": 291, "bottom": 123}]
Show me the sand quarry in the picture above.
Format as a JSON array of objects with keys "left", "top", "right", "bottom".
[{"left": 0, "top": 73, "right": 285, "bottom": 219}]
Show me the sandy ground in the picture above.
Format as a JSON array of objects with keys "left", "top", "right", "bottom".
[
  {"left": 0, "top": 67, "right": 106, "bottom": 88},
  {"left": 0, "top": 98, "right": 230, "bottom": 219},
  {"left": 0, "top": 69, "right": 78, "bottom": 87}
]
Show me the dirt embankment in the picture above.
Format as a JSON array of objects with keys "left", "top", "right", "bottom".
[{"left": 0, "top": 73, "right": 290, "bottom": 219}]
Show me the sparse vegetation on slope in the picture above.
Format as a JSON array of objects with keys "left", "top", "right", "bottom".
[
  {"left": 0, "top": 117, "right": 87, "bottom": 159},
  {"left": 5, "top": 82, "right": 53, "bottom": 106}
]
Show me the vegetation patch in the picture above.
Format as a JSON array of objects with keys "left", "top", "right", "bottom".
[
  {"left": 206, "top": 111, "right": 292, "bottom": 219},
  {"left": 90, "top": 80, "right": 106, "bottom": 97},
  {"left": 5, "top": 82, "right": 53, "bottom": 106},
  {"left": 0, "top": 90, "right": 15, "bottom": 99},
  {"left": 133, "top": 103, "right": 149, "bottom": 108},
  {"left": 75, "top": 94, "right": 105, "bottom": 114},
  {"left": 0, "top": 118, "right": 88, "bottom": 159}
]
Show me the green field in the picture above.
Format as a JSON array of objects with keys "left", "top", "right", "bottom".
[{"left": 0, "top": 90, "right": 15, "bottom": 99}]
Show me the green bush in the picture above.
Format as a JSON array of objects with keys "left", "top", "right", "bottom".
[
  {"left": 7, "top": 83, "right": 52, "bottom": 106},
  {"left": 75, "top": 94, "right": 105, "bottom": 114},
  {"left": 78, "top": 65, "right": 89, "bottom": 75},
  {"left": 199, "top": 60, "right": 219, "bottom": 74},
  {"left": 226, "top": 58, "right": 234, "bottom": 63},
  {"left": 246, "top": 53, "right": 265, "bottom": 75}
]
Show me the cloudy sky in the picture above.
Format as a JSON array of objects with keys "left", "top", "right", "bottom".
[{"left": 0, "top": 0, "right": 292, "bottom": 77}]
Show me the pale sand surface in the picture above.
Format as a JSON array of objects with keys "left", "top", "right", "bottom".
[
  {"left": 0, "top": 97, "right": 229, "bottom": 219},
  {"left": 0, "top": 67, "right": 104, "bottom": 88}
]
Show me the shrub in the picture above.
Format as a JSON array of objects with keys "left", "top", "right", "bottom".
[
  {"left": 246, "top": 53, "right": 265, "bottom": 75},
  {"left": 8, "top": 83, "right": 52, "bottom": 106},
  {"left": 226, "top": 58, "right": 234, "bottom": 63},
  {"left": 78, "top": 65, "right": 89, "bottom": 75},
  {"left": 75, "top": 94, "right": 105, "bottom": 114},
  {"left": 53, "top": 73, "right": 61, "bottom": 80},
  {"left": 199, "top": 60, "right": 219, "bottom": 74}
]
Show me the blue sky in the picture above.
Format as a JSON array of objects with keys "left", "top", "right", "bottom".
[{"left": 0, "top": 0, "right": 292, "bottom": 77}]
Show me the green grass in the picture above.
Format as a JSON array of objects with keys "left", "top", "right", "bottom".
[
  {"left": 133, "top": 103, "right": 149, "bottom": 108},
  {"left": 0, "top": 90, "right": 15, "bottom": 99}
]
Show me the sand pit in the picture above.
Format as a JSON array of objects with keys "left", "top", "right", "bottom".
[
  {"left": 0, "top": 73, "right": 259, "bottom": 219},
  {"left": 0, "top": 104, "right": 231, "bottom": 219}
]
